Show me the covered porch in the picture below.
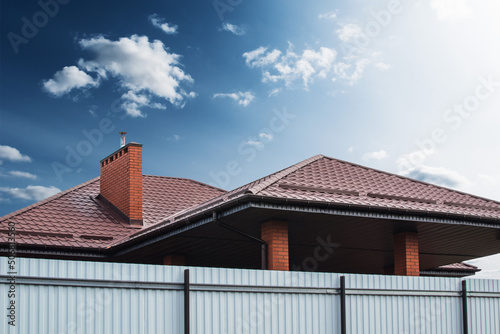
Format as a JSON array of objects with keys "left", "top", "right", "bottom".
[{"left": 112, "top": 198, "right": 500, "bottom": 276}]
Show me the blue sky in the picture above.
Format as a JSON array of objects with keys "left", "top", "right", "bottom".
[{"left": 1, "top": 0, "right": 500, "bottom": 277}]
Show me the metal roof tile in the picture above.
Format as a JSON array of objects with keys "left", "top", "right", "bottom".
[{"left": 0, "top": 175, "right": 225, "bottom": 249}]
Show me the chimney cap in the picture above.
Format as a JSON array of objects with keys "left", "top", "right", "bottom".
[
  {"left": 119, "top": 132, "right": 128, "bottom": 148},
  {"left": 100, "top": 142, "right": 143, "bottom": 163}
]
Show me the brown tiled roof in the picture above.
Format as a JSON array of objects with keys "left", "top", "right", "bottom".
[
  {"left": 141, "top": 175, "right": 226, "bottom": 226},
  {"left": 253, "top": 155, "right": 500, "bottom": 218},
  {"left": 2, "top": 154, "right": 500, "bottom": 251},
  {"left": 435, "top": 262, "right": 480, "bottom": 271},
  {"left": 144, "top": 155, "right": 500, "bottom": 236},
  {"left": 121, "top": 155, "right": 500, "bottom": 247},
  {"left": 0, "top": 176, "right": 225, "bottom": 249},
  {"left": 421, "top": 262, "right": 481, "bottom": 276}
]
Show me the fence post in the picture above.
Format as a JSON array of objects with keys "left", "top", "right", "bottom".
[
  {"left": 461, "top": 280, "right": 468, "bottom": 334},
  {"left": 185, "top": 269, "right": 190, "bottom": 334},
  {"left": 340, "top": 276, "right": 346, "bottom": 334}
]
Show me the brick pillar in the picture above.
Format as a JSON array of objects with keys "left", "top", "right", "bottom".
[
  {"left": 100, "top": 142, "right": 143, "bottom": 225},
  {"left": 393, "top": 232, "right": 420, "bottom": 276},
  {"left": 261, "top": 220, "right": 289, "bottom": 271},
  {"left": 163, "top": 255, "right": 185, "bottom": 266}
]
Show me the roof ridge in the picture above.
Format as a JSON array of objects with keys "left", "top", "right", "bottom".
[
  {"left": 247, "top": 154, "right": 325, "bottom": 194},
  {"left": 0, "top": 177, "right": 100, "bottom": 221},
  {"left": 320, "top": 155, "right": 500, "bottom": 205}
]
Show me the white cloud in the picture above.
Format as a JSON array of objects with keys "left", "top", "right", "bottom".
[
  {"left": 319, "top": 11, "right": 337, "bottom": 20},
  {"left": 243, "top": 47, "right": 282, "bottom": 67},
  {"left": 0, "top": 145, "right": 31, "bottom": 163},
  {"left": 363, "top": 150, "right": 387, "bottom": 160},
  {"left": 163, "top": 134, "right": 182, "bottom": 141},
  {"left": 430, "top": 0, "right": 473, "bottom": 21},
  {"left": 268, "top": 88, "right": 281, "bottom": 97},
  {"left": 333, "top": 22, "right": 391, "bottom": 85},
  {"left": 44, "top": 35, "right": 195, "bottom": 117},
  {"left": 42, "top": 66, "right": 99, "bottom": 97},
  {"left": 244, "top": 133, "right": 273, "bottom": 151},
  {"left": 336, "top": 23, "right": 363, "bottom": 43},
  {"left": 221, "top": 23, "right": 246, "bottom": 36},
  {"left": 259, "top": 132, "right": 273, "bottom": 141},
  {"left": 88, "top": 105, "right": 98, "bottom": 117},
  {"left": 375, "top": 62, "right": 391, "bottom": 70},
  {"left": 401, "top": 165, "right": 472, "bottom": 189},
  {"left": 0, "top": 185, "right": 61, "bottom": 201},
  {"left": 333, "top": 58, "right": 370, "bottom": 85},
  {"left": 396, "top": 149, "right": 471, "bottom": 189},
  {"left": 243, "top": 44, "right": 337, "bottom": 89},
  {"left": 348, "top": 147, "right": 354, "bottom": 152},
  {"left": 213, "top": 91, "right": 255, "bottom": 107},
  {"left": 9, "top": 171, "right": 37, "bottom": 179},
  {"left": 120, "top": 91, "right": 166, "bottom": 118},
  {"left": 149, "top": 14, "right": 178, "bottom": 34},
  {"left": 396, "top": 149, "right": 437, "bottom": 172},
  {"left": 246, "top": 140, "right": 265, "bottom": 150}
]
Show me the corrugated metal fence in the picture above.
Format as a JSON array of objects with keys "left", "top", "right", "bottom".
[{"left": 1, "top": 257, "right": 499, "bottom": 334}]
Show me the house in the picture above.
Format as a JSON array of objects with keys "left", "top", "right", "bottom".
[{"left": 1, "top": 142, "right": 498, "bottom": 277}]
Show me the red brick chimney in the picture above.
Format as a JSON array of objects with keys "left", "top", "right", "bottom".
[{"left": 99, "top": 142, "right": 143, "bottom": 225}]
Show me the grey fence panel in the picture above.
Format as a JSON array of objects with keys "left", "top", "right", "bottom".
[
  {"left": 188, "top": 269, "right": 342, "bottom": 334},
  {"left": 1, "top": 257, "right": 187, "bottom": 334},
  {"left": 1, "top": 257, "right": 499, "bottom": 334},
  {"left": 190, "top": 289, "right": 339, "bottom": 334},
  {"left": 345, "top": 274, "right": 463, "bottom": 334},
  {"left": 467, "top": 278, "right": 500, "bottom": 333}
]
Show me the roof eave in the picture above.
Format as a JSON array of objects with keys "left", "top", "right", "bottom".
[
  {"left": 0, "top": 243, "right": 109, "bottom": 259},
  {"left": 108, "top": 195, "right": 254, "bottom": 255},
  {"left": 108, "top": 194, "right": 500, "bottom": 257},
  {"left": 247, "top": 195, "right": 500, "bottom": 226}
]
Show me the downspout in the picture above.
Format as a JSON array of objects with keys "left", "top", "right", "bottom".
[{"left": 212, "top": 211, "right": 267, "bottom": 270}]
